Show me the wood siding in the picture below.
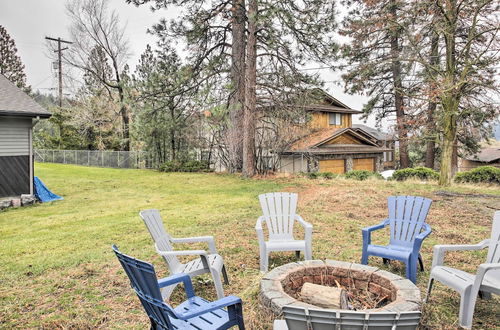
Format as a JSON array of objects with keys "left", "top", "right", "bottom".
[
  {"left": 0, "top": 117, "right": 31, "bottom": 156},
  {"left": 324, "top": 133, "right": 363, "bottom": 145},
  {"left": 310, "top": 112, "right": 352, "bottom": 129},
  {"left": 353, "top": 158, "right": 375, "bottom": 171},
  {"left": 0, "top": 155, "right": 30, "bottom": 197},
  {"left": 319, "top": 159, "right": 345, "bottom": 174}
]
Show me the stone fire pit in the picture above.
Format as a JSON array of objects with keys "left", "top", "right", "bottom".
[{"left": 260, "top": 260, "right": 421, "bottom": 317}]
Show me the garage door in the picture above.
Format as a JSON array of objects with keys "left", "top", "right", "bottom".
[
  {"left": 353, "top": 158, "right": 375, "bottom": 171},
  {"left": 319, "top": 159, "right": 345, "bottom": 174}
]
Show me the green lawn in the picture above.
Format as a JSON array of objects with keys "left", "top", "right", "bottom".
[{"left": 1, "top": 163, "right": 499, "bottom": 329}]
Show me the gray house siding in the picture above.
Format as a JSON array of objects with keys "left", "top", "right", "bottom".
[
  {"left": 0, "top": 117, "right": 31, "bottom": 156},
  {"left": 0, "top": 117, "right": 32, "bottom": 197}
]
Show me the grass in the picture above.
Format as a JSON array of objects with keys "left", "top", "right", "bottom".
[{"left": 0, "top": 163, "right": 499, "bottom": 329}]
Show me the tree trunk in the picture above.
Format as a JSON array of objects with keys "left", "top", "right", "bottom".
[
  {"left": 389, "top": 0, "right": 409, "bottom": 168},
  {"left": 439, "top": 0, "right": 458, "bottom": 186},
  {"left": 439, "top": 98, "right": 457, "bottom": 185},
  {"left": 228, "top": 0, "right": 246, "bottom": 173},
  {"left": 425, "top": 32, "right": 439, "bottom": 169},
  {"left": 243, "top": 0, "right": 257, "bottom": 177}
]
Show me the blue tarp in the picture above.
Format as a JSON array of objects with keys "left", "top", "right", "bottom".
[{"left": 34, "top": 176, "right": 63, "bottom": 202}]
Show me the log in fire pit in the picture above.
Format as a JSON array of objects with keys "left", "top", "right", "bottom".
[{"left": 260, "top": 260, "right": 422, "bottom": 326}]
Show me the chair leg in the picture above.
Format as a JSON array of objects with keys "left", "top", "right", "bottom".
[
  {"left": 459, "top": 286, "right": 476, "bottom": 329},
  {"left": 361, "top": 250, "right": 369, "bottom": 265},
  {"left": 406, "top": 258, "right": 417, "bottom": 284},
  {"left": 425, "top": 278, "right": 434, "bottom": 303},
  {"left": 260, "top": 249, "right": 269, "bottom": 272},
  {"left": 305, "top": 244, "right": 312, "bottom": 260},
  {"left": 418, "top": 254, "right": 424, "bottom": 272},
  {"left": 295, "top": 250, "right": 301, "bottom": 259},
  {"left": 210, "top": 268, "right": 226, "bottom": 299},
  {"left": 222, "top": 265, "right": 230, "bottom": 285}
]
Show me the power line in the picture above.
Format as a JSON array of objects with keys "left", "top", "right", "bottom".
[{"left": 45, "top": 36, "right": 73, "bottom": 108}]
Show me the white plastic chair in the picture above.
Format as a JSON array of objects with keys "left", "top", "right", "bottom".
[
  {"left": 139, "top": 209, "right": 229, "bottom": 300},
  {"left": 426, "top": 211, "right": 500, "bottom": 329},
  {"left": 256, "top": 192, "right": 313, "bottom": 272}
]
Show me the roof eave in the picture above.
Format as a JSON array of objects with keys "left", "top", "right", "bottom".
[{"left": 0, "top": 111, "right": 51, "bottom": 118}]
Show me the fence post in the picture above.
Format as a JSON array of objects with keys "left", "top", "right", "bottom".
[
  {"left": 88, "top": 150, "right": 90, "bottom": 166},
  {"left": 63, "top": 150, "right": 66, "bottom": 164},
  {"left": 102, "top": 151, "right": 104, "bottom": 167}
]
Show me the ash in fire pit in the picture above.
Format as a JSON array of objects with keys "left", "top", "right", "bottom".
[{"left": 260, "top": 260, "right": 421, "bottom": 316}]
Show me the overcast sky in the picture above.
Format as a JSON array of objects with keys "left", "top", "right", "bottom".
[{"left": 0, "top": 0, "right": 389, "bottom": 128}]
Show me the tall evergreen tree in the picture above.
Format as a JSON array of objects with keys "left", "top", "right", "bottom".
[
  {"left": 0, "top": 25, "right": 28, "bottom": 90},
  {"left": 340, "top": 0, "right": 411, "bottom": 168},
  {"left": 133, "top": 43, "right": 199, "bottom": 162},
  {"left": 128, "top": 0, "right": 338, "bottom": 175}
]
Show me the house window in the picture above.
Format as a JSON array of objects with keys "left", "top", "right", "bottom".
[{"left": 329, "top": 113, "right": 342, "bottom": 126}]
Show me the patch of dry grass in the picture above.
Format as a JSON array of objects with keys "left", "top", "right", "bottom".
[{"left": 0, "top": 164, "right": 498, "bottom": 329}]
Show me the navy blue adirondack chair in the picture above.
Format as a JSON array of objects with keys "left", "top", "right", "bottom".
[
  {"left": 361, "top": 196, "right": 432, "bottom": 283},
  {"left": 112, "top": 245, "right": 245, "bottom": 330}
]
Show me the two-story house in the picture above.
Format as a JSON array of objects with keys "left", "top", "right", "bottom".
[{"left": 278, "top": 90, "right": 393, "bottom": 174}]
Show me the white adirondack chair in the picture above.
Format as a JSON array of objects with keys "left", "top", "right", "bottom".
[
  {"left": 139, "top": 209, "right": 229, "bottom": 300},
  {"left": 256, "top": 192, "right": 313, "bottom": 272},
  {"left": 426, "top": 211, "right": 500, "bottom": 329}
]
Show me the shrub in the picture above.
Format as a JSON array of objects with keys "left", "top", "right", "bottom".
[
  {"left": 345, "top": 170, "right": 382, "bottom": 181},
  {"left": 392, "top": 167, "right": 439, "bottom": 181},
  {"left": 454, "top": 166, "right": 500, "bottom": 184},
  {"left": 306, "top": 172, "right": 318, "bottom": 179},
  {"left": 318, "top": 172, "right": 336, "bottom": 179},
  {"left": 159, "top": 160, "right": 211, "bottom": 172}
]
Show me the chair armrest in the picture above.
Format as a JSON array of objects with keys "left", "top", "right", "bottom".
[
  {"left": 157, "top": 273, "right": 195, "bottom": 298},
  {"left": 362, "top": 219, "right": 389, "bottom": 245},
  {"left": 431, "top": 239, "right": 490, "bottom": 268},
  {"left": 171, "top": 236, "right": 217, "bottom": 254},
  {"left": 295, "top": 215, "right": 313, "bottom": 241},
  {"left": 256, "top": 216, "right": 266, "bottom": 245},
  {"left": 473, "top": 262, "right": 500, "bottom": 290},
  {"left": 415, "top": 223, "right": 432, "bottom": 245},
  {"left": 176, "top": 295, "right": 243, "bottom": 320}
]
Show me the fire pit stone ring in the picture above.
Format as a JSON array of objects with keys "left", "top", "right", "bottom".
[{"left": 259, "top": 260, "right": 421, "bottom": 316}]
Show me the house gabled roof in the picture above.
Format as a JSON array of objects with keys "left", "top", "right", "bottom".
[
  {"left": 0, "top": 74, "right": 51, "bottom": 118},
  {"left": 283, "top": 127, "right": 391, "bottom": 155},
  {"left": 352, "top": 124, "right": 394, "bottom": 141},
  {"left": 464, "top": 147, "right": 500, "bottom": 163},
  {"left": 305, "top": 88, "right": 362, "bottom": 114}
]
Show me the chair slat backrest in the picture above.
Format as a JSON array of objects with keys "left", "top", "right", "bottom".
[
  {"left": 259, "top": 192, "right": 298, "bottom": 240},
  {"left": 139, "top": 209, "right": 181, "bottom": 272},
  {"left": 387, "top": 196, "right": 432, "bottom": 247},
  {"left": 485, "top": 211, "right": 500, "bottom": 280},
  {"left": 112, "top": 245, "right": 175, "bottom": 328},
  {"left": 283, "top": 306, "right": 420, "bottom": 330}
]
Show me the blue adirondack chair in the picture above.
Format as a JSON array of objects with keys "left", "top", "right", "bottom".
[
  {"left": 112, "top": 245, "right": 245, "bottom": 330},
  {"left": 361, "top": 196, "right": 432, "bottom": 283}
]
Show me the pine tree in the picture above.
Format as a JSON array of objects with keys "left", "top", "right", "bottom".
[
  {"left": 340, "top": 0, "right": 411, "bottom": 168},
  {"left": 0, "top": 25, "right": 28, "bottom": 90}
]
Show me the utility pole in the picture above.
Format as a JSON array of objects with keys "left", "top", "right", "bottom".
[{"left": 45, "top": 36, "right": 72, "bottom": 107}]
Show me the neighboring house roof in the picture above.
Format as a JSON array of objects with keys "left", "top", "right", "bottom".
[
  {"left": 352, "top": 124, "right": 394, "bottom": 141},
  {"left": 0, "top": 74, "right": 51, "bottom": 118},
  {"left": 464, "top": 147, "right": 500, "bottom": 163},
  {"left": 305, "top": 89, "right": 362, "bottom": 114},
  {"left": 282, "top": 127, "right": 391, "bottom": 155}
]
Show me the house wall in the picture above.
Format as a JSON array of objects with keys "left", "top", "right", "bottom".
[
  {"left": 0, "top": 117, "right": 32, "bottom": 197},
  {"left": 310, "top": 112, "right": 352, "bottom": 129},
  {"left": 279, "top": 153, "right": 383, "bottom": 174},
  {"left": 279, "top": 155, "right": 308, "bottom": 173},
  {"left": 458, "top": 158, "right": 500, "bottom": 172}
]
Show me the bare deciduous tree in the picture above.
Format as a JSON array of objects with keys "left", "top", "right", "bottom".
[{"left": 65, "top": 0, "right": 131, "bottom": 150}]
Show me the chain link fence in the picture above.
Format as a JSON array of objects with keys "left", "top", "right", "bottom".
[{"left": 34, "top": 149, "right": 160, "bottom": 169}]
